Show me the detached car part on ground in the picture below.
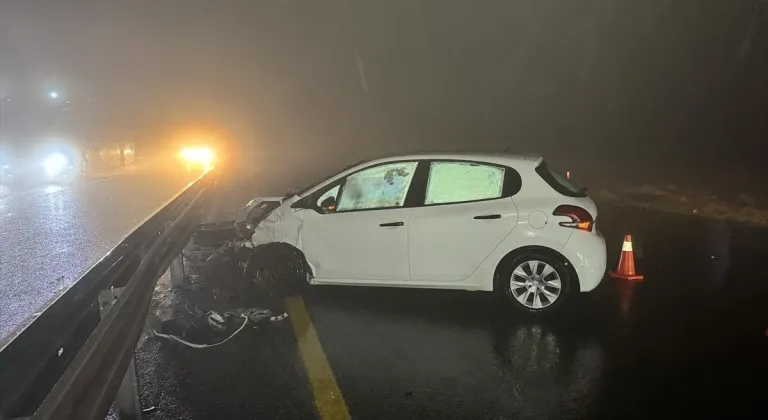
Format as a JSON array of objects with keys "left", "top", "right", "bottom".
[
  {"left": 148, "top": 230, "right": 309, "bottom": 347},
  {"left": 148, "top": 202, "right": 310, "bottom": 347},
  {"left": 199, "top": 153, "right": 606, "bottom": 316}
]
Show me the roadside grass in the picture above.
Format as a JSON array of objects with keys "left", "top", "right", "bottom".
[{"left": 593, "top": 183, "right": 768, "bottom": 226}]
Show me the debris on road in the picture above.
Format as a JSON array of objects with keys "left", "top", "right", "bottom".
[
  {"left": 145, "top": 200, "right": 310, "bottom": 349},
  {"left": 150, "top": 312, "right": 249, "bottom": 349}
]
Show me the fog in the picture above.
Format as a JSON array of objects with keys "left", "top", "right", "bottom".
[{"left": 1, "top": 0, "right": 766, "bottom": 173}]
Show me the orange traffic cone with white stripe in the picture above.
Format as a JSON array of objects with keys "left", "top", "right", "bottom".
[{"left": 610, "top": 235, "right": 644, "bottom": 281}]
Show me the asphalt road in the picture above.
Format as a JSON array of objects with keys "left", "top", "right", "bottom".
[
  {"left": 0, "top": 159, "right": 201, "bottom": 340},
  {"left": 135, "top": 179, "right": 768, "bottom": 420}
]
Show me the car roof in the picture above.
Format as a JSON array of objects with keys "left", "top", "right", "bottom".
[{"left": 362, "top": 151, "right": 544, "bottom": 168}]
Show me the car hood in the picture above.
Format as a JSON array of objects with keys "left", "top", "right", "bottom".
[{"left": 239, "top": 196, "right": 286, "bottom": 218}]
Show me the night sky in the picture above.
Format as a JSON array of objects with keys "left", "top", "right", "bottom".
[{"left": 1, "top": 0, "right": 766, "bottom": 170}]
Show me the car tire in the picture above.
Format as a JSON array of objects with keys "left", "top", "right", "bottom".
[{"left": 499, "top": 251, "right": 572, "bottom": 314}]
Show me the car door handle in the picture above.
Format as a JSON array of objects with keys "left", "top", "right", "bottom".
[
  {"left": 474, "top": 214, "right": 501, "bottom": 220},
  {"left": 379, "top": 221, "right": 404, "bottom": 227}
]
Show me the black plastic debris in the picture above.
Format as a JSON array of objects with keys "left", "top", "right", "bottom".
[
  {"left": 150, "top": 225, "right": 310, "bottom": 348},
  {"left": 194, "top": 220, "right": 238, "bottom": 248}
]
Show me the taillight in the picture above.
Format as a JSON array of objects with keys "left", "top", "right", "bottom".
[{"left": 553, "top": 205, "right": 594, "bottom": 232}]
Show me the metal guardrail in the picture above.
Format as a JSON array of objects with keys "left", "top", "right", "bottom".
[{"left": 0, "top": 170, "right": 219, "bottom": 420}]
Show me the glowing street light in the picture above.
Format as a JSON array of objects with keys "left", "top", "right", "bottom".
[{"left": 49, "top": 91, "right": 59, "bottom": 99}]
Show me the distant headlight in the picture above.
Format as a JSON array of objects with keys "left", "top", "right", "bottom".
[
  {"left": 42, "top": 152, "right": 70, "bottom": 178},
  {"left": 180, "top": 147, "right": 215, "bottom": 165}
]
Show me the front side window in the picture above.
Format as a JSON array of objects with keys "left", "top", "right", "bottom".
[
  {"left": 336, "top": 161, "right": 418, "bottom": 211},
  {"left": 316, "top": 184, "right": 341, "bottom": 208},
  {"left": 295, "top": 159, "right": 366, "bottom": 196},
  {"left": 425, "top": 161, "right": 504, "bottom": 205}
]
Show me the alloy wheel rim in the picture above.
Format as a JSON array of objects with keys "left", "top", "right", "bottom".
[{"left": 509, "top": 260, "right": 562, "bottom": 309}]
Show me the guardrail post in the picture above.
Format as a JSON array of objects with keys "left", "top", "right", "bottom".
[
  {"left": 168, "top": 233, "right": 195, "bottom": 289},
  {"left": 170, "top": 234, "right": 196, "bottom": 287},
  {"left": 169, "top": 254, "right": 185, "bottom": 288},
  {"left": 98, "top": 288, "right": 143, "bottom": 420}
]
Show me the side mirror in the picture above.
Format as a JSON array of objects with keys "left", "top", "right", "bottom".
[
  {"left": 320, "top": 196, "right": 337, "bottom": 212},
  {"left": 290, "top": 196, "right": 311, "bottom": 210}
]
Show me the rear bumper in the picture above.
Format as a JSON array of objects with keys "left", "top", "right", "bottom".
[{"left": 561, "top": 229, "right": 607, "bottom": 292}]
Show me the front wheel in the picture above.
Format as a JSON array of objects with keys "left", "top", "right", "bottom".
[{"left": 499, "top": 252, "right": 572, "bottom": 314}]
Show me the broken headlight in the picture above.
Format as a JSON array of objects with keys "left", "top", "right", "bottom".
[{"left": 236, "top": 200, "right": 281, "bottom": 236}]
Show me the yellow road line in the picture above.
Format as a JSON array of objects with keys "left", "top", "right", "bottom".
[{"left": 286, "top": 296, "right": 351, "bottom": 420}]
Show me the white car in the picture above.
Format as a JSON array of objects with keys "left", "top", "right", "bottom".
[{"left": 243, "top": 153, "right": 606, "bottom": 313}]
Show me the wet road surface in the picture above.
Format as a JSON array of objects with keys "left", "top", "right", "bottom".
[
  {"left": 0, "top": 160, "right": 201, "bottom": 340},
  {"left": 136, "top": 180, "right": 768, "bottom": 420}
]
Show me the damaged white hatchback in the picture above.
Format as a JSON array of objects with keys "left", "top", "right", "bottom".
[{"left": 238, "top": 153, "right": 607, "bottom": 314}]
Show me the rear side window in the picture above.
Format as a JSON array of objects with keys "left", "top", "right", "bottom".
[
  {"left": 535, "top": 161, "right": 587, "bottom": 197},
  {"left": 425, "top": 161, "right": 504, "bottom": 205}
]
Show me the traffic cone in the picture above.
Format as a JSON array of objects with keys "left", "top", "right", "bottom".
[{"left": 610, "top": 235, "right": 644, "bottom": 281}]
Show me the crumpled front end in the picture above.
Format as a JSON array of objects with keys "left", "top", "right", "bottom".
[
  {"left": 249, "top": 196, "right": 305, "bottom": 249},
  {"left": 151, "top": 196, "right": 310, "bottom": 348}
]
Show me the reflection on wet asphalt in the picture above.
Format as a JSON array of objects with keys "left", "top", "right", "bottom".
[
  {"left": 137, "top": 194, "right": 767, "bottom": 419},
  {"left": 0, "top": 162, "right": 200, "bottom": 340}
]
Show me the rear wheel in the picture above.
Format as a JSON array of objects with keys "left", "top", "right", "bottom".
[{"left": 500, "top": 251, "right": 572, "bottom": 314}]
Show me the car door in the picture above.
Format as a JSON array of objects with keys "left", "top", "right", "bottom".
[
  {"left": 301, "top": 161, "right": 419, "bottom": 281},
  {"left": 408, "top": 160, "right": 520, "bottom": 282}
]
